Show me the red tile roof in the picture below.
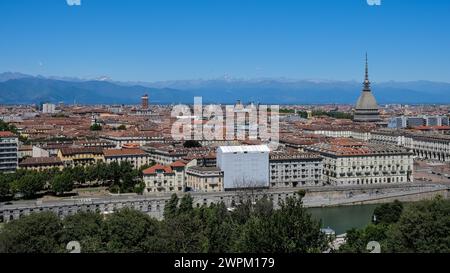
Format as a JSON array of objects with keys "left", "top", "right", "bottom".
[
  {"left": 103, "top": 148, "right": 146, "bottom": 157},
  {"left": 170, "top": 160, "right": 187, "bottom": 168},
  {"left": 413, "top": 125, "right": 450, "bottom": 130},
  {"left": 60, "top": 147, "right": 104, "bottom": 156},
  {"left": 0, "top": 131, "right": 16, "bottom": 137},
  {"left": 143, "top": 164, "right": 174, "bottom": 175}
]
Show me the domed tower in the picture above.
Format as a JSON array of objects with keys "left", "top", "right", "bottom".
[{"left": 354, "top": 54, "right": 380, "bottom": 122}]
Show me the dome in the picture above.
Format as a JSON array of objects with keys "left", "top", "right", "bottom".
[
  {"left": 355, "top": 91, "right": 378, "bottom": 110},
  {"left": 353, "top": 54, "right": 380, "bottom": 122}
]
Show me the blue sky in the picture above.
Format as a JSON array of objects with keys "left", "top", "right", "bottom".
[{"left": 1, "top": 0, "right": 449, "bottom": 82}]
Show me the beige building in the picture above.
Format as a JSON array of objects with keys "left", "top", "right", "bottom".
[
  {"left": 186, "top": 166, "right": 224, "bottom": 193},
  {"left": 57, "top": 147, "right": 104, "bottom": 167},
  {"left": 306, "top": 138, "right": 414, "bottom": 186},
  {"left": 103, "top": 148, "right": 150, "bottom": 169},
  {"left": 371, "top": 129, "right": 450, "bottom": 162},
  {"left": 142, "top": 161, "right": 186, "bottom": 193}
]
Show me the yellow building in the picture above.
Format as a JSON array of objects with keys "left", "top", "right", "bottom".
[
  {"left": 186, "top": 166, "right": 224, "bottom": 193},
  {"left": 58, "top": 147, "right": 104, "bottom": 167}
]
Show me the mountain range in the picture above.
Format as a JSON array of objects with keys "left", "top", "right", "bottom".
[{"left": 1, "top": 72, "right": 450, "bottom": 105}]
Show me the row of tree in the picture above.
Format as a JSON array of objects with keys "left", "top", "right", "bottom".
[
  {"left": 0, "top": 161, "right": 153, "bottom": 201},
  {"left": 340, "top": 197, "right": 450, "bottom": 253},
  {"left": 0, "top": 191, "right": 330, "bottom": 253},
  {"left": 0, "top": 193, "right": 448, "bottom": 253}
]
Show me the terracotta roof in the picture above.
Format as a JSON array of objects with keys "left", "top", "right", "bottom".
[
  {"left": 143, "top": 164, "right": 174, "bottom": 175},
  {"left": 306, "top": 138, "right": 411, "bottom": 157},
  {"left": 104, "top": 148, "right": 147, "bottom": 157},
  {"left": 170, "top": 160, "right": 187, "bottom": 168},
  {"left": 0, "top": 131, "right": 16, "bottom": 137},
  {"left": 122, "top": 143, "right": 141, "bottom": 149},
  {"left": 19, "top": 157, "right": 63, "bottom": 167},
  {"left": 18, "top": 145, "right": 32, "bottom": 151},
  {"left": 60, "top": 147, "right": 104, "bottom": 156},
  {"left": 413, "top": 125, "right": 450, "bottom": 130}
]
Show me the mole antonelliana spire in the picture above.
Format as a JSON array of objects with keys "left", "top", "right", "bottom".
[
  {"left": 364, "top": 53, "right": 370, "bottom": 91},
  {"left": 354, "top": 53, "right": 381, "bottom": 122}
]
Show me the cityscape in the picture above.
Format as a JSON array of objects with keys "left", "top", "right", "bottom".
[{"left": 0, "top": 0, "right": 449, "bottom": 265}]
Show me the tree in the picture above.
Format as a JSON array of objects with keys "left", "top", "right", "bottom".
[
  {"left": 90, "top": 123, "right": 102, "bottom": 131},
  {"left": 51, "top": 173, "right": 74, "bottom": 195},
  {"left": 164, "top": 193, "right": 179, "bottom": 219},
  {"left": 201, "top": 202, "right": 237, "bottom": 253},
  {"left": 11, "top": 173, "right": 45, "bottom": 199},
  {"left": 386, "top": 197, "right": 450, "bottom": 253},
  {"left": 236, "top": 194, "right": 328, "bottom": 253},
  {"left": 373, "top": 200, "right": 403, "bottom": 225},
  {"left": 183, "top": 140, "right": 202, "bottom": 148},
  {"left": 231, "top": 199, "right": 253, "bottom": 225},
  {"left": 0, "top": 174, "right": 13, "bottom": 201},
  {"left": 253, "top": 196, "right": 274, "bottom": 218},
  {"left": 117, "top": 124, "right": 126, "bottom": 130},
  {"left": 160, "top": 201, "right": 207, "bottom": 253},
  {"left": 0, "top": 120, "right": 18, "bottom": 134},
  {"left": 60, "top": 212, "right": 104, "bottom": 253},
  {"left": 178, "top": 194, "right": 194, "bottom": 215},
  {"left": 0, "top": 212, "right": 63, "bottom": 253},
  {"left": 339, "top": 224, "right": 389, "bottom": 253},
  {"left": 102, "top": 208, "right": 161, "bottom": 252},
  {"left": 340, "top": 198, "right": 450, "bottom": 253},
  {"left": 70, "top": 166, "right": 87, "bottom": 185}
]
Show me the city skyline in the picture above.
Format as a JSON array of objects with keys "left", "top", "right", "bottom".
[{"left": 1, "top": 0, "right": 450, "bottom": 82}]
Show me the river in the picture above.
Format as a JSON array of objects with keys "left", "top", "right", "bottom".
[{"left": 307, "top": 204, "right": 379, "bottom": 235}]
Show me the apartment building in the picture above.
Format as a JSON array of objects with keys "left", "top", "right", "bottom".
[
  {"left": 0, "top": 131, "right": 18, "bottom": 172},
  {"left": 185, "top": 166, "right": 224, "bottom": 193},
  {"left": 143, "top": 161, "right": 186, "bottom": 193},
  {"left": 269, "top": 152, "right": 323, "bottom": 188},
  {"left": 103, "top": 148, "right": 150, "bottom": 169},
  {"left": 305, "top": 138, "right": 414, "bottom": 186},
  {"left": 57, "top": 147, "right": 104, "bottom": 167}
]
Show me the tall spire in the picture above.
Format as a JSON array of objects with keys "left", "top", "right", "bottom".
[{"left": 363, "top": 52, "right": 371, "bottom": 92}]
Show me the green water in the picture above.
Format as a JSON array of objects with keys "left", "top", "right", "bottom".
[{"left": 307, "top": 204, "right": 379, "bottom": 235}]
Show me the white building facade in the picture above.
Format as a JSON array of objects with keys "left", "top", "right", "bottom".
[
  {"left": 42, "top": 103, "right": 56, "bottom": 114},
  {"left": 216, "top": 145, "right": 270, "bottom": 190},
  {"left": 306, "top": 140, "right": 414, "bottom": 186}
]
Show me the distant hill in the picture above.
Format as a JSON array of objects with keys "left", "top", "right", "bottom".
[
  {"left": 0, "top": 77, "right": 189, "bottom": 104},
  {"left": 1, "top": 72, "right": 450, "bottom": 104}
]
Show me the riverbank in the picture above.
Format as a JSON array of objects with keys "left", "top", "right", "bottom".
[{"left": 302, "top": 183, "right": 448, "bottom": 208}]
